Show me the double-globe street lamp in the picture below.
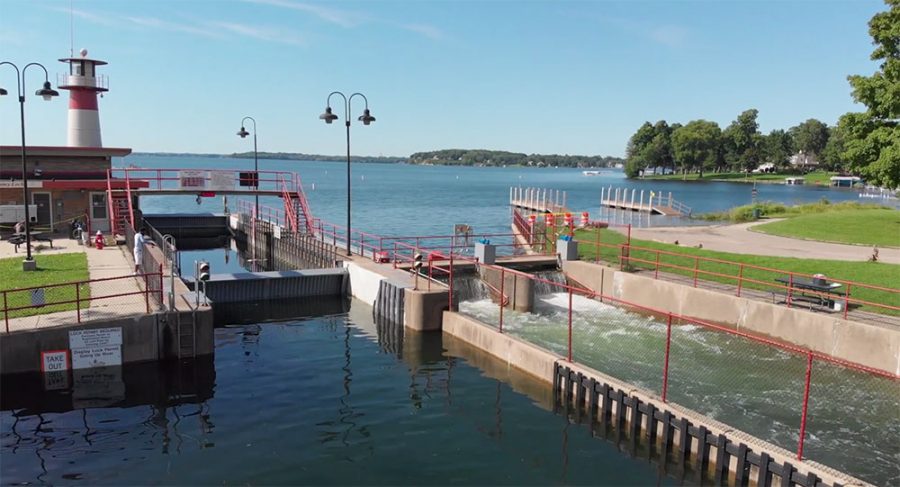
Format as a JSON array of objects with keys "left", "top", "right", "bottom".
[
  {"left": 0, "top": 62, "right": 59, "bottom": 271},
  {"left": 236, "top": 116, "right": 259, "bottom": 219},
  {"left": 319, "top": 92, "right": 374, "bottom": 257}
]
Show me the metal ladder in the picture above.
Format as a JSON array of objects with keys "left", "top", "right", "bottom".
[{"left": 176, "top": 308, "right": 197, "bottom": 359}]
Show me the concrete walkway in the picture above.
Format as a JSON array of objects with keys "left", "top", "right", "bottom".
[{"left": 629, "top": 220, "right": 900, "bottom": 264}]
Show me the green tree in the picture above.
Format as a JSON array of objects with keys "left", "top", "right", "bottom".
[
  {"left": 763, "top": 129, "right": 794, "bottom": 169},
  {"left": 789, "top": 119, "right": 830, "bottom": 158},
  {"left": 822, "top": 125, "right": 848, "bottom": 171},
  {"left": 672, "top": 120, "right": 722, "bottom": 179},
  {"left": 841, "top": 0, "right": 900, "bottom": 188},
  {"left": 624, "top": 122, "right": 657, "bottom": 177},
  {"left": 723, "top": 109, "right": 762, "bottom": 172}
]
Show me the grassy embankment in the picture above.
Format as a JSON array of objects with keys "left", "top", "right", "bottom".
[
  {"left": 562, "top": 226, "right": 900, "bottom": 316},
  {"left": 0, "top": 253, "right": 90, "bottom": 320},
  {"left": 752, "top": 209, "right": 900, "bottom": 248},
  {"left": 641, "top": 170, "right": 835, "bottom": 185},
  {"left": 697, "top": 200, "right": 889, "bottom": 223}
]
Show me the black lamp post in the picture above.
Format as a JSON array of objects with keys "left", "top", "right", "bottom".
[
  {"left": 236, "top": 116, "right": 259, "bottom": 219},
  {"left": 319, "top": 92, "right": 375, "bottom": 257},
  {"left": 0, "top": 62, "right": 59, "bottom": 271}
]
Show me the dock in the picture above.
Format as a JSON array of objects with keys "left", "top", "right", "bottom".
[
  {"left": 600, "top": 186, "right": 691, "bottom": 216},
  {"left": 509, "top": 186, "right": 569, "bottom": 213}
]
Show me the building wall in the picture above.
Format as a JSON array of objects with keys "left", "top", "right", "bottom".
[
  {"left": 0, "top": 188, "right": 96, "bottom": 233},
  {"left": 0, "top": 156, "right": 109, "bottom": 178}
]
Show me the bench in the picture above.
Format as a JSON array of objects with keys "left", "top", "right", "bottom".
[
  {"left": 773, "top": 276, "right": 845, "bottom": 312},
  {"left": 7, "top": 233, "right": 54, "bottom": 253}
]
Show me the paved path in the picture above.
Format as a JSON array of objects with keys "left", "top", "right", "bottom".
[{"left": 629, "top": 220, "right": 900, "bottom": 264}]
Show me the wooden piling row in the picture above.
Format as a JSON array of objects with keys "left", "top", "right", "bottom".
[{"left": 553, "top": 363, "right": 841, "bottom": 487}]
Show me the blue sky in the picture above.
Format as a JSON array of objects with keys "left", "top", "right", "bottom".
[{"left": 0, "top": 0, "right": 885, "bottom": 157}]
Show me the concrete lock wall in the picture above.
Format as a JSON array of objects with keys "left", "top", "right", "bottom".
[
  {"left": 442, "top": 311, "right": 863, "bottom": 487},
  {"left": 562, "top": 260, "right": 900, "bottom": 375},
  {"left": 0, "top": 308, "right": 214, "bottom": 375},
  {"left": 479, "top": 266, "right": 535, "bottom": 312}
]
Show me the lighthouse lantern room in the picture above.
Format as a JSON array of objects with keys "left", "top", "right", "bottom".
[{"left": 58, "top": 48, "right": 109, "bottom": 147}]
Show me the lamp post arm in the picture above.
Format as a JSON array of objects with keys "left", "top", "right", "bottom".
[
  {"left": 327, "top": 91, "right": 349, "bottom": 121},
  {"left": 348, "top": 92, "right": 369, "bottom": 114}
]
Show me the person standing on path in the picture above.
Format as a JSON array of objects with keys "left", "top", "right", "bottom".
[{"left": 133, "top": 227, "right": 156, "bottom": 275}]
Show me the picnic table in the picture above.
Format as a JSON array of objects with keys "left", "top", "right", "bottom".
[
  {"left": 6, "top": 232, "right": 54, "bottom": 253},
  {"left": 774, "top": 276, "right": 844, "bottom": 310}
]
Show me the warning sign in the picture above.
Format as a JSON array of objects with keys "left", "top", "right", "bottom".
[
  {"left": 71, "top": 345, "right": 122, "bottom": 370},
  {"left": 41, "top": 350, "right": 69, "bottom": 372}
]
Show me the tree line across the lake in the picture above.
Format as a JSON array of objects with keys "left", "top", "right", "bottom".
[
  {"left": 408, "top": 149, "right": 624, "bottom": 168},
  {"left": 624, "top": 0, "right": 899, "bottom": 189}
]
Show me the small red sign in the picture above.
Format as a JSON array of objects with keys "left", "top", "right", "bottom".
[
  {"left": 199, "top": 191, "right": 216, "bottom": 197},
  {"left": 41, "top": 350, "right": 70, "bottom": 373}
]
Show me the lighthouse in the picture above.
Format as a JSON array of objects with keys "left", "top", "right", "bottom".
[{"left": 58, "top": 48, "right": 109, "bottom": 147}]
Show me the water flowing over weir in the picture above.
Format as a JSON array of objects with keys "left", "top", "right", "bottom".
[{"left": 458, "top": 291, "right": 900, "bottom": 485}]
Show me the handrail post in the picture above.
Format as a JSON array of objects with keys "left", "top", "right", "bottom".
[
  {"left": 499, "top": 267, "right": 505, "bottom": 333},
  {"left": 144, "top": 272, "right": 150, "bottom": 313},
  {"left": 736, "top": 263, "right": 744, "bottom": 297},
  {"left": 3, "top": 291, "right": 8, "bottom": 332},
  {"left": 787, "top": 273, "right": 794, "bottom": 308},
  {"left": 655, "top": 251, "right": 660, "bottom": 279},
  {"left": 76, "top": 283, "right": 81, "bottom": 323},
  {"left": 448, "top": 253, "right": 454, "bottom": 311},
  {"left": 663, "top": 313, "right": 672, "bottom": 402},
  {"left": 797, "top": 352, "right": 813, "bottom": 460},
  {"left": 693, "top": 256, "right": 699, "bottom": 287},
  {"left": 843, "top": 283, "right": 851, "bottom": 320},
  {"left": 595, "top": 226, "right": 601, "bottom": 264},
  {"left": 567, "top": 288, "right": 573, "bottom": 362}
]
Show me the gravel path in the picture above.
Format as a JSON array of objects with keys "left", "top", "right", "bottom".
[{"left": 629, "top": 220, "right": 900, "bottom": 264}]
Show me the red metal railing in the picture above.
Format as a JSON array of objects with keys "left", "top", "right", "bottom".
[
  {"left": 109, "top": 167, "right": 303, "bottom": 193},
  {"left": 448, "top": 259, "right": 899, "bottom": 465},
  {"left": 575, "top": 240, "right": 900, "bottom": 318},
  {"left": 2, "top": 266, "right": 164, "bottom": 332}
]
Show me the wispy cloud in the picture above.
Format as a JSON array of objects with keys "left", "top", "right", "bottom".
[
  {"left": 400, "top": 23, "right": 444, "bottom": 41},
  {"left": 244, "top": 0, "right": 445, "bottom": 41},
  {"left": 49, "top": 6, "right": 308, "bottom": 47},
  {"left": 599, "top": 15, "right": 689, "bottom": 48},
  {"left": 208, "top": 21, "right": 307, "bottom": 46},
  {"left": 243, "top": 0, "right": 366, "bottom": 28}
]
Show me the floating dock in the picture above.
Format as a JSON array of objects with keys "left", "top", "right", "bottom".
[
  {"left": 600, "top": 186, "right": 691, "bottom": 216},
  {"left": 509, "top": 186, "right": 568, "bottom": 213}
]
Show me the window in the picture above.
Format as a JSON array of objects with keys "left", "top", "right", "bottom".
[{"left": 91, "top": 193, "right": 107, "bottom": 220}]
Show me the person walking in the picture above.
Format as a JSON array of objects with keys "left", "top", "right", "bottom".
[{"left": 133, "top": 227, "right": 156, "bottom": 275}]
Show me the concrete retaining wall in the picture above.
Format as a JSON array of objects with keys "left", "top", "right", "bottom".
[
  {"left": 442, "top": 312, "right": 864, "bottom": 487},
  {"left": 0, "top": 307, "right": 214, "bottom": 375},
  {"left": 562, "top": 261, "right": 899, "bottom": 376}
]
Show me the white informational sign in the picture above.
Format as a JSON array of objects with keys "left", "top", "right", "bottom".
[
  {"left": 69, "top": 327, "right": 122, "bottom": 349},
  {"left": 273, "top": 225, "right": 282, "bottom": 239},
  {"left": 178, "top": 169, "right": 208, "bottom": 190},
  {"left": 69, "top": 327, "right": 123, "bottom": 370},
  {"left": 41, "top": 350, "right": 70, "bottom": 372},
  {"left": 71, "top": 345, "right": 122, "bottom": 369},
  {"left": 208, "top": 170, "right": 235, "bottom": 191}
]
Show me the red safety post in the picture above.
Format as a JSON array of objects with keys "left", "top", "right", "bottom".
[
  {"left": 662, "top": 313, "right": 672, "bottom": 402},
  {"left": 76, "top": 283, "right": 81, "bottom": 323},
  {"left": 655, "top": 251, "right": 661, "bottom": 280},
  {"left": 448, "top": 253, "right": 454, "bottom": 311},
  {"left": 499, "top": 267, "right": 505, "bottom": 333},
  {"left": 595, "top": 226, "right": 601, "bottom": 264},
  {"left": 843, "top": 283, "right": 851, "bottom": 320},
  {"left": 627, "top": 224, "right": 632, "bottom": 246},
  {"left": 567, "top": 289, "right": 573, "bottom": 362},
  {"left": 428, "top": 259, "right": 432, "bottom": 291},
  {"left": 736, "top": 263, "right": 744, "bottom": 297},
  {"left": 144, "top": 273, "right": 150, "bottom": 313},
  {"left": 159, "top": 264, "right": 164, "bottom": 305},
  {"left": 693, "top": 257, "right": 699, "bottom": 287},
  {"left": 797, "top": 352, "right": 813, "bottom": 460},
  {"left": 3, "top": 291, "right": 8, "bottom": 332}
]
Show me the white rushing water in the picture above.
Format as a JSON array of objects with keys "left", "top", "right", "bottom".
[{"left": 459, "top": 292, "right": 900, "bottom": 485}]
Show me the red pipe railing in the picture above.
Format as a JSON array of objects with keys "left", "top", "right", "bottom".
[{"left": 2, "top": 270, "right": 165, "bottom": 332}]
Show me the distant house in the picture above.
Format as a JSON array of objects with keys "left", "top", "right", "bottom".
[
  {"left": 789, "top": 151, "right": 820, "bottom": 170},
  {"left": 752, "top": 163, "right": 775, "bottom": 174}
]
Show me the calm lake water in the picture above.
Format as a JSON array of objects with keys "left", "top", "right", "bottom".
[
  {"left": 121, "top": 155, "right": 871, "bottom": 236},
  {"left": 1, "top": 301, "right": 686, "bottom": 486}
]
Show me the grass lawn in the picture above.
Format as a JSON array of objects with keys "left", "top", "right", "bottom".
[
  {"left": 571, "top": 227, "right": 900, "bottom": 316},
  {"left": 0, "top": 252, "right": 90, "bottom": 320},
  {"left": 642, "top": 171, "right": 835, "bottom": 185},
  {"left": 752, "top": 209, "right": 900, "bottom": 248}
]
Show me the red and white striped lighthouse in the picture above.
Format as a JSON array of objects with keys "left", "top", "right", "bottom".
[{"left": 58, "top": 48, "right": 109, "bottom": 147}]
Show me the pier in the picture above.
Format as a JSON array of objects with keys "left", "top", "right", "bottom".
[
  {"left": 509, "top": 186, "right": 569, "bottom": 213},
  {"left": 601, "top": 186, "right": 691, "bottom": 216}
]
